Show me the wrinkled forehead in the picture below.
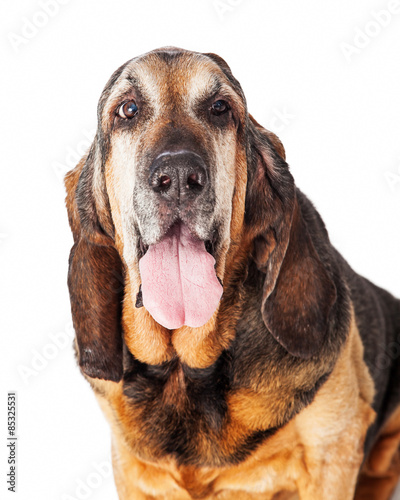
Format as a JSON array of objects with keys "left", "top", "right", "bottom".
[{"left": 102, "top": 50, "right": 243, "bottom": 115}]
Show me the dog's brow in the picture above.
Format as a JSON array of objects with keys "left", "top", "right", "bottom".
[
  {"left": 191, "top": 83, "right": 221, "bottom": 104},
  {"left": 126, "top": 75, "right": 140, "bottom": 86},
  {"left": 113, "top": 75, "right": 142, "bottom": 96},
  {"left": 188, "top": 75, "right": 230, "bottom": 104},
  {"left": 205, "top": 80, "right": 222, "bottom": 97}
]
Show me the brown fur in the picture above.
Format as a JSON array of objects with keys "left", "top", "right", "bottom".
[
  {"left": 65, "top": 48, "right": 400, "bottom": 499},
  {"left": 356, "top": 406, "right": 400, "bottom": 499},
  {"left": 87, "top": 311, "right": 375, "bottom": 499}
]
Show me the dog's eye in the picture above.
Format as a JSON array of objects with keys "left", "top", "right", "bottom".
[
  {"left": 117, "top": 100, "right": 138, "bottom": 119},
  {"left": 211, "top": 100, "right": 230, "bottom": 116}
]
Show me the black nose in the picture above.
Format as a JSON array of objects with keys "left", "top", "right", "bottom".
[{"left": 148, "top": 151, "right": 208, "bottom": 200}]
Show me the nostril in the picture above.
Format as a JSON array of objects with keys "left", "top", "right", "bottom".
[
  {"left": 186, "top": 172, "right": 204, "bottom": 192},
  {"left": 150, "top": 173, "right": 172, "bottom": 193},
  {"left": 159, "top": 175, "right": 171, "bottom": 189}
]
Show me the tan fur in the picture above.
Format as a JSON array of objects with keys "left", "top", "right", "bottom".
[
  {"left": 87, "top": 308, "right": 376, "bottom": 499},
  {"left": 122, "top": 278, "right": 174, "bottom": 365},
  {"left": 100, "top": 52, "right": 249, "bottom": 369},
  {"left": 356, "top": 405, "right": 400, "bottom": 499},
  {"left": 65, "top": 50, "right": 390, "bottom": 498}
]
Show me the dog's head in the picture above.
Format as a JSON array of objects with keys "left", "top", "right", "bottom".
[{"left": 66, "top": 47, "right": 336, "bottom": 381}]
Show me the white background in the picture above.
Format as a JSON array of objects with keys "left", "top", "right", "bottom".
[{"left": 1, "top": 0, "right": 400, "bottom": 499}]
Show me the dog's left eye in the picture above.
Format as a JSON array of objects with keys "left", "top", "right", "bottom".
[
  {"left": 117, "top": 100, "right": 138, "bottom": 119},
  {"left": 211, "top": 100, "right": 230, "bottom": 116}
]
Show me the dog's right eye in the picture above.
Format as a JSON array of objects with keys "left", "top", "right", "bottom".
[
  {"left": 117, "top": 100, "right": 138, "bottom": 119},
  {"left": 211, "top": 99, "right": 230, "bottom": 116}
]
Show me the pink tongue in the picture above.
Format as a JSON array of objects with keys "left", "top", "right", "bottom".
[{"left": 139, "top": 224, "right": 223, "bottom": 329}]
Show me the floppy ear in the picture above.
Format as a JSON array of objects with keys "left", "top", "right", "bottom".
[
  {"left": 249, "top": 114, "right": 286, "bottom": 160},
  {"left": 245, "top": 119, "right": 336, "bottom": 358},
  {"left": 65, "top": 139, "right": 124, "bottom": 381}
]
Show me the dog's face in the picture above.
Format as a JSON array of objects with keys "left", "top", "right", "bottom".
[
  {"left": 67, "top": 47, "right": 336, "bottom": 381},
  {"left": 85, "top": 48, "right": 253, "bottom": 332},
  {"left": 103, "top": 50, "right": 245, "bottom": 255}
]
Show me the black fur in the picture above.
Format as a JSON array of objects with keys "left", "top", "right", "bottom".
[{"left": 66, "top": 48, "right": 400, "bottom": 475}]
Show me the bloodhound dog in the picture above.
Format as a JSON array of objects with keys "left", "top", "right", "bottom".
[{"left": 65, "top": 47, "right": 400, "bottom": 499}]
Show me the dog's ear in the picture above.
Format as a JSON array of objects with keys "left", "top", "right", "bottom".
[
  {"left": 65, "top": 139, "right": 124, "bottom": 381},
  {"left": 249, "top": 114, "right": 286, "bottom": 160},
  {"left": 246, "top": 119, "right": 336, "bottom": 358}
]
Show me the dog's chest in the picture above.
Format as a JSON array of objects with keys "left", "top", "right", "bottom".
[
  {"left": 113, "top": 355, "right": 306, "bottom": 498},
  {"left": 117, "top": 344, "right": 325, "bottom": 469},
  {"left": 121, "top": 352, "right": 238, "bottom": 465},
  {"left": 95, "top": 321, "right": 375, "bottom": 499}
]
